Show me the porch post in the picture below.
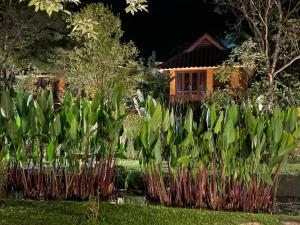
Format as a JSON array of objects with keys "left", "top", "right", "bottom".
[{"left": 206, "top": 68, "right": 214, "bottom": 93}]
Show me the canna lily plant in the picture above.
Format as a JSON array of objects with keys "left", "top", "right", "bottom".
[
  {"left": 0, "top": 85, "right": 126, "bottom": 200},
  {"left": 135, "top": 97, "right": 300, "bottom": 212}
]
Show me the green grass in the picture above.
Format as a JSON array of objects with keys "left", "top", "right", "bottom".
[
  {"left": 0, "top": 200, "right": 299, "bottom": 225},
  {"left": 118, "top": 159, "right": 300, "bottom": 175},
  {"left": 280, "top": 163, "right": 300, "bottom": 176},
  {"left": 116, "top": 159, "right": 141, "bottom": 172}
]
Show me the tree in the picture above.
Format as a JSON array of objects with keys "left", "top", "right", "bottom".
[
  {"left": 21, "top": 0, "right": 148, "bottom": 16},
  {"left": 65, "top": 3, "right": 142, "bottom": 98},
  {"left": 0, "top": 1, "right": 41, "bottom": 88},
  {"left": 215, "top": 0, "right": 300, "bottom": 89},
  {"left": 0, "top": 1, "right": 70, "bottom": 89},
  {"left": 137, "top": 52, "right": 171, "bottom": 104}
]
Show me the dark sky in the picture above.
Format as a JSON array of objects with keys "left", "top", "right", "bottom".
[{"left": 99, "top": 0, "right": 228, "bottom": 61}]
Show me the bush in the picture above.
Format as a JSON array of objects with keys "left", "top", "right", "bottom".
[
  {"left": 135, "top": 97, "right": 300, "bottom": 212},
  {"left": 0, "top": 86, "right": 125, "bottom": 200}
]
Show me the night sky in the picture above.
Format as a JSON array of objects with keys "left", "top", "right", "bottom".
[{"left": 99, "top": 0, "right": 228, "bottom": 61}]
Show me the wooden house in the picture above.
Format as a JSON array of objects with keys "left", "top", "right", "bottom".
[
  {"left": 35, "top": 75, "right": 66, "bottom": 105},
  {"left": 160, "top": 33, "right": 242, "bottom": 103}
]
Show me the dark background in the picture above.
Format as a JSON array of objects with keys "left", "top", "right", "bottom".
[{"left": 95, "top": 0, "right": 228, "bottom": 61}]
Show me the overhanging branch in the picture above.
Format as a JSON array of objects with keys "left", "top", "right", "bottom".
[{"left": 273, "top": 55, "right": 300, "bottom": 77}]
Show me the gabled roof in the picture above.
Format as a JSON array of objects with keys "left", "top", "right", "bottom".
[{"left": 161, "top": 33, "right": 229, "bottom": 70}]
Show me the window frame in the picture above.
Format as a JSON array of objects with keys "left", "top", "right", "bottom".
[{"left": 175, "top": 70, "right": 207, "bottom": 95}]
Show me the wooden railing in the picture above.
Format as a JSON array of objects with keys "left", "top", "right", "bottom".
[{"left": 171, "top": 92, "right": 205, "bottom": 103}]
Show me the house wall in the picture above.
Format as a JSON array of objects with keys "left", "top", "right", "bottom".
[
  {"left": 168, "top": 67, "right": 241, "bottom": 102},
  {"left": 169, "top": 70, "right": 176, "bottom": 96},
  {"left": 229, "top": 67, "right": 240, "bottom": 88},
  {"left": 206, "top": 68, "right": 214, "bottom": 92}
]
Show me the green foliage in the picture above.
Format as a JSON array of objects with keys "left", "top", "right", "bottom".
[
  {"left": 215, "top": 39, "right": 265, "bottom": 85},
  {"left": 0, "top": 1, "right": 70, "bottom": 91},
  {"left": 214, "top": 40, "right": 300, "bottom": 109},
  {"left": 66, "top": 4, "right": 141, "bottom": 98},
  {"left": 22, "top": 0, "right": 148, "bottom": 16},
  {"left": 135, "top": 97, "right": 300, "bottom": 211},
  {"left": 243, "top": 69, "right": 300, "bottom": 108},
  {"left": 0, "top": 85, "right": 126, "bottom": 200},
  {"left": 125, "top": 0, "right": 148, "bottom": 15},
  {"left": 137, "top": 52, "right": 171, "bottom": 104},
  {"left": 21, "top": 0, "right": 80, "bottom": 16},
  {"left": 214, "top": 0, "right": 300, "bottom": 89}
]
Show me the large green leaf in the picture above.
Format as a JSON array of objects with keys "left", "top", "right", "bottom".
[
  {"left": 68, "top": 112, "right": 77, "bottom": 140},
  {"left": 166, "top": 129, "right": 174, "bottom": 145},
  {"left": 260, "top": 173, "right": 273, "bottom": 185},
  {"left": 34, "top": 101, "right": 46, "bottom": 126},
  {"left": 228, "top": 104, "right": 238, "bottom": 125},
  {"left": 47, "top": 141, "right": 56, "bottom": 162},
  {"left": 214, "top": 111, "right": 224, "bottom": 134},
  {"left": 140, "top": 121, "right": 148, "bottom": 149},
  {"left": 286, "top": 109, "right": 297, "bottom": 132},
  {"left": 16, "top": 92, "right": 26, "bottom": 115},
  {"left": 38, "top": 91, "right": 48, "bottom": 112},
  {"left": 170, "top": 108, "right": 175, "bottom": 127},
  {"left": 184, "top": 108, "right": 193, "bottom": 133},
  {"left": 0, "top": 90, "right": 14, "bottom": 118},
  {"left": 111, "top": 84, "right": 123, "bottom": 116},
  {"left": 177, "top": 155, "right": 190, "bottom": 168},
  {"left": 147, "top": 96, "right": 156, "bottom": 116},
  {"left": 7, "top": 120, "right": 18, "bottom": 140},
  {"left": 149, "top": 104, "right": 162, "bottom": 131},
  {"left": 273, "top": 119, "right": 283, "bottom": 144},
  {"left": 224, "top": 119, "right": 235, "bottom": 145},
  {"left": 180, "top": 132, "right": 193, "bottom": 147},
  {"left": 162, "top": 109, "right": 170, "bottom": 132},
  {"left": 53, "top": 115, "right": 61, "bottom": 136},
  {"left": 210, "top": 104, "right": 217, "bottom": 128},
  {"left": 15, "top": 113, "right": 21, "bottom": 128},
  {"left": 21, "top": 116, "right": 29, "bottom": 133},
  {"left": 153, "top": 138, "right": 162, "bottom": 164},
  {"left": 16, "top": 144, "right": 26, "bottom": 163},
  {"left": 278, "top": 143, "right": 297, "bottom": 157}
]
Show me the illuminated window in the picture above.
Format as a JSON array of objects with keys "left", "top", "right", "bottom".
[{"left": 176, "top": 71, "right": 207, "bottom": 94}]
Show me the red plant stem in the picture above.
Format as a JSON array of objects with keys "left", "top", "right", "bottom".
[{"left": 212, "top": 152, "right": 217, "bottom": 209}]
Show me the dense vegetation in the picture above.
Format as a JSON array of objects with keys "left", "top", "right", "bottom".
[
  {"left": 135, "top": 97, "right": 300, "bottom": 212},
  {"left": 0, "top": 1, "right": 299, "bottom": 223},
  {"left": 0, "top": 87, "right": 125, "bottom": 200}
]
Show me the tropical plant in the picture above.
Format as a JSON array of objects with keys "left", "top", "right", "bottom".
[
  {"left": 0, "top": 85, "right": 126, "bottom": 200},
  {"left": 135, "top": 97, "right": 300, "bottom": 212}
]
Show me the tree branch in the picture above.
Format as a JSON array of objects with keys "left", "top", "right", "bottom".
[
  {"left": 270, "top": 0, "right": 283, "bottom": 76},
  {"left": 273, "top": 55, "right": 300, "bottom": 77}
]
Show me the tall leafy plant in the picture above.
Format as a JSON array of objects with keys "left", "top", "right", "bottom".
[
  {"left": 0, "top": 85, "right": 126, "bottom": 200},
  {"left": 135, "top": 97, "right": 300, "bottom": 212}
]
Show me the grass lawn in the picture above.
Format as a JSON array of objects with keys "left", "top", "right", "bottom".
[
  {"left": 117, "top": 159, "right": 300, "bottom": 176},
  {"left": 280, "top": 163, "right": 300, "bottom": 176},
  {"left": 116, "top": 159, "right": 141, "bottom": 172},
  {"left": 0, "top": 200, "right": 299, "bottom": 225}
]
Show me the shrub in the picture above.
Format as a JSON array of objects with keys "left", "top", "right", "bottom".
[
  {"left": 134, "top": 97, "right": 300, "bottom": 212},
  {"left": 0, "top": 86, "right": 126, "bottom": 200}
]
